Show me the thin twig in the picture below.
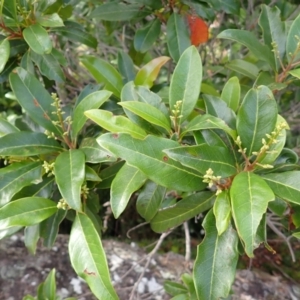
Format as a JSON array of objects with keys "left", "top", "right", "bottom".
[
  {"left": 266, "top": 215, "right": 296, "bottom": 262},
  {"left": 127, "top": 222, "right": 148, "bottom": 239},
  {"left": 128, "top": 230, "right": 174, "bottom": 300}
]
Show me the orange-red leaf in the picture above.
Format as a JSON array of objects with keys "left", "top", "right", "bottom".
[{"left": 187, "top": 15, "right": 209, "bottom": 46}]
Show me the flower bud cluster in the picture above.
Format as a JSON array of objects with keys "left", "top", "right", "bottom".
[
  {"left": 170, "top": 100, "right": 183, "bottom": 121},
  {"left": 42, "top": 161, "right": 55, "bottom": 176},
  {"left": 57, "top": 198, "right": 69, "bottom": 210},
  {"left": 203, "top": 168, "right": 222, "bottom": 195}
]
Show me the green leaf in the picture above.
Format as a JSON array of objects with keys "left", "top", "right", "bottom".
[
  {"left": 3, "top": 0, "right": 17, "bottom": 20},
  {"left": 24, "top": 224, "right": 40, "bottom": 255},
  {"left": 193, "top": 210, "right": 238, "bottom": 300},
  {"left": 134, "top": 18, "right": 161, "bottom": 53},
  {"left": 72, "top": 90, "right": 112, "bottom": 138},
  {"left": 0, "top": 226, "right": 23, "bottom": 240},
  {"left": 117, "top": 51, "right": 136, "bottom": 83},
  {"left": 54, "top": 149, "right": 85, "bottom": 211},
  {"left": 81, "top": 56, "right": 123, "bottom": 98},
  {"left": 289, "top": 68, "right": 300, "bottom": 79},
  {"left": 96, "top": 161, "right": 125, "bottom": 189},
  {"left": 203, "top": 94, "right": 236, "bottom": 129},
  {"left": 169, "top": 46, "right": 202, "bottom": 124},
  {"left": 262, "top": 171, "right": 300, "bottom": 205},
  {"left": 43, "top": 269, "right": 56, "bottom": 300},
  {"left": 29, "top": 51, "right": 65, "bottom": 83},
  {"left": 213, "top": 190, "right": 231, "bottom": 235},
  {"left": 164, "top": 144, "right": 237, "bottom": 177},
  {"left": 135, "top": 56, "right": 170, "bottom": 88},
  {"left": 119, "top": 101, "right": 171, "bottom": 132},
  {"left": 111, "top": 163, "right": 147, "bottom": 218},
  {"left": 237, "top": 85, "right": 277, "bottom": 156},
  {"left": 230, "top": 172, "right": 274, "bottom": 256},
  {"left": 258, "top": 5, "right": 286, "bottom": 68},
  {"left": 220, "top": 76, "right": 240, "bottom": 112},
  {"left": 0, "top": 161, "right": 42, "bottom": 207},
  {"left": 0, "top": 117, "right": 19, "bottom": 136},
  {"left": 40, "top": 208, "right": 67, "bottom": 248},
  {"left": 182, "top": 114, "right": 237, "bottom": 140},
  {"left": 286, "top": 13, "right": 300, "bottom": 62},
  {"left": 257, "top": 115, "right": 287, "bottom": 165},
  {"left": 0, "top": 38, "right": 10, "bottom": 73},
  {"left": 85, "top": 109, "right": 147, "bottom": 139},
  {"left": 217, "top": 29, "right": 276, "bottom": 70},
  {"left": 90, "top": 2, "right": 149, "bottom": 21},
  {"left": 54, "top": 20, "right": 97, "bottom": 49},
  {"left": 0, "top": 132, "right": 62, "bottom": 156},
  {"left": 225, "top": 59, "right": 259, "bottom": 79},
  {"left": 23, "top": 24, "right": 52, "bottom": 55},
  {"left": 98, "top": 133, "right": 205, "bottom": 192},
  {"left": 9, "top": 67, "right": 63, "bottom": 135},
  {"left": 36, "top": 13, "right": 64, "bottom": 27},
  {"left": 150, "top": 191, "right": 215, "bottom": 233},
  {"left": 164, "top": 281, "right": 187, "bottom": 296},
  {"left": 136, "top": 181, "right": 166, "bottom": 222},
  {"left": 69, "top": 213, "right": 119, "bottom": 300},
  {"left": 85, "top": 165, "right": 102, "bottom": 182},
  {"left": 0, "top": 197, "right": 57, "bottom": 230},
  {"left": 80, "top": 138, "right": 116, "bottom": 164},
  {"left": 167, "top": 12, "right": 191, "bottom": 62}
]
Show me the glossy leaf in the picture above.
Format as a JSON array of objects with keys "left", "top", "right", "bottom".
[
  {"left": 220, "top": 76, "right": 240, "bottom": 112},
  {"left": 24, "top": 225, "right": 40, "bottom": 255},
  {"left": 0, "top": 197, "right": 57, "bottom": 230},
  {"left": 43, "top": 269, "right": 56, "bottom": 300},
  {"left": 258, "top": 5, "right": 286, "bottom": 67},
  {"left": 81, "top": 56, "right": 123, "bottom": 98},
  {"left": 164, "top": 281, "right": 187, "bottom": 296},
  {"left": 136, "top": 181, "right": 166, "bottom": 222},
  {"left": 85, "top": 165, "right": 102, "bottom": 182},
  {"left": 217, "top": 29, "right": 275, "bottom": 70},
  {"left": 134, "top": 18, "right": 161, "bottom": 53},
  {"left": 203, "top": 94, "right": 236, "bottom": 129},
  {"left": 169, "top": 46, "right": 202, "bottom": 124},
  {"left": 213, "top": 191, "right": 231, "bottom": 235},
  {"left": 151, "top": 191, "right": 215, "bottom": 233},
  {"left": 79, "top": 138, "right": 116, "bottom": 164},
  {"left": 167, "top": 12, "right": 191, "bottom": 62},
  {"left": 90, "top": 2, "right": 149, "bottom": 21},
  {"left": 286, "top": 13, "right": 300, "bottom": 62},
  {"left": 0, "top": 132, "right": 62, "bottom": 156},
  {"left": 96, "top": 161, "right": 125, "bottom": 189},
  {"left": 230, "top": 172, "right": 275, "bottom": 256},
  {"left": 72, "top": 90, "right": 112, "bottom": 138},
  {"left": 0, "top": 38, "right": 10, "bottom": 73},
  {"left": 135, "top": 56, "right": 170, "bottom": 88},
  {"left": 225, "top": 59, "right": 259, "bottom": 79},
  {"left": 262, "top": 171, "right": 300, "bottom": 205},
  {"left": 164, "top": 144, "right": 237, "bottom": 177},
  {"left": 119, "top": 101, "right": 171, "bottom": 132},
  {"left": 69, "top": 213, "right": 118, "bottom": 300},
  {"left": 0, "top": 117, "right": 19, "bottom": 136},
  {"left": 289, "top": 68, "right": 300, "bottom": 80},
  {"left": 40, "top": 209, "right": 67, "bottom": 248},
  {"left": 117, "top": 51, "right": 136, "bottom": 83},
  {"left": 257, "top": 115, "right": 287, "bottom": 165},
  {"left": 23, "top": 24, "right": 52, "bottom": 55},
  {"left": 193, "top": 210, "right": 238, "bottom": 300},
  {"left": 54, "top": 149, "right": 85, "bottom": 211},
  {"left": 98, "top": 133, "right": 205, "bottom": 192},
  {"left": 111, "top": 163, "right": 147, "bottom": 218},
  {"left": 9, "top": 68, "right": 62, "bottom": 135},
  {"left": 36, "top": 13, "right": 64, "bottom": 27},
  {"left": 182, "top": 114, "right": 237, "bottom": 140},
  {"left": 86, "top": 109, "right": 147, "bottom": 139},
  {"left": 0, "top": 161, "right": 42, "bottom": 207},
  {"left": 30, "top": 51, "right": 65, "bottom": 83},
  {"left": 54, "top": 21, "right": 97, "bottom": 48},
  {"left": 237, "top": 86, "right": 277, "bottom": 156}
]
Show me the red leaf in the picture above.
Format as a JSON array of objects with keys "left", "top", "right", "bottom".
[{"left": 187, "top": 15, "right": 209, "bottom": 46}]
